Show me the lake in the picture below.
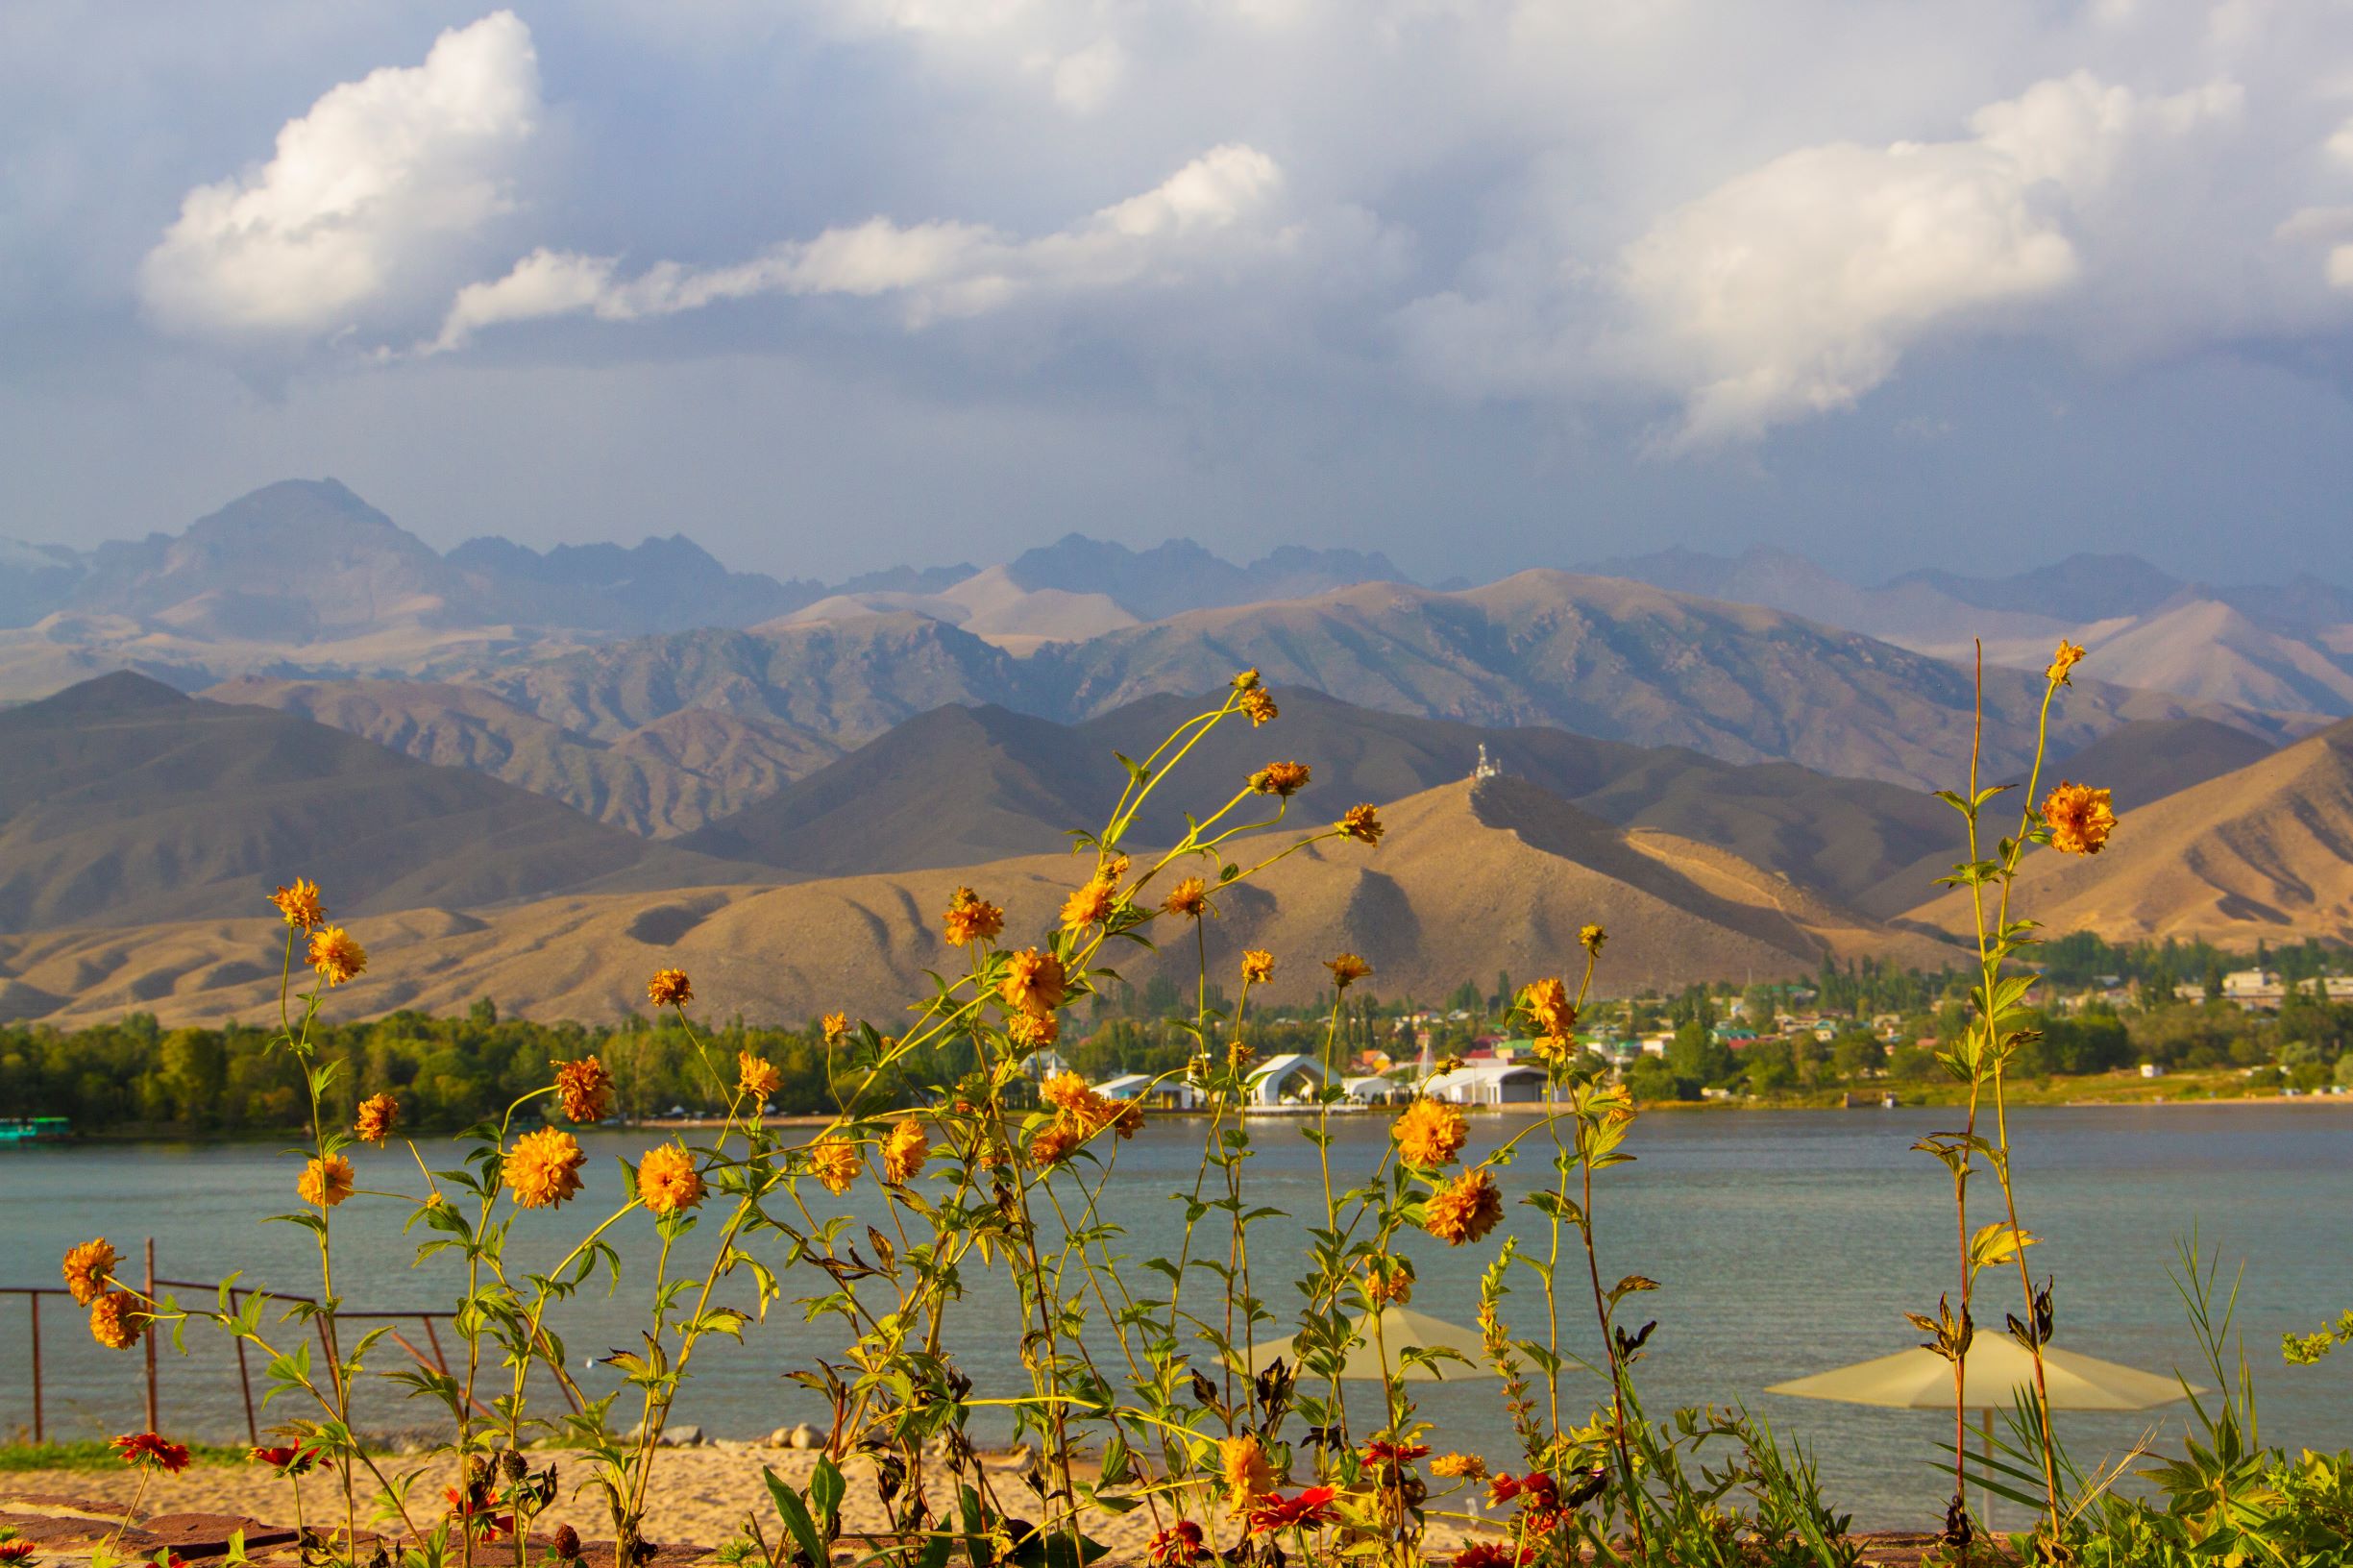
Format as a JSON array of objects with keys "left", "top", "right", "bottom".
[{"left": 7, "top": 1105, "right": 2351, "bottom": 1529}]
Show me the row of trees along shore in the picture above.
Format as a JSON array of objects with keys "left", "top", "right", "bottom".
[{"left": 5, "top": 933, "right": 2345, "bottom": 1135}]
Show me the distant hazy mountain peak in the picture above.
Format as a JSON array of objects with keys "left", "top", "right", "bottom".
[{"left": 1004, "top": 532, "right": 1409, "bottom": 621}]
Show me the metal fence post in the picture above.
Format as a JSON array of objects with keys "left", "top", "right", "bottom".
[{"left": 143, "top": 1237, "right": 158, "bottom": 1433}]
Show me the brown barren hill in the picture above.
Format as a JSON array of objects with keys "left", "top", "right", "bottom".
[
  {"left": 1905, "top": 718, "right": 2353, "bottom": 944},
  {"left": 0, "top": 774, "right": 1956, "bottom": 1029}
]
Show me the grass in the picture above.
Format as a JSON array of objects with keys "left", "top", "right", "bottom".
[{"left": 0, "top": 1439, "right": 253, "bottom": 1471}]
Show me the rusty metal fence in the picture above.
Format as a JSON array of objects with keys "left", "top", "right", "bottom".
[{"left": 5, "top": 1237, "right": 458, "bottom": 1444}]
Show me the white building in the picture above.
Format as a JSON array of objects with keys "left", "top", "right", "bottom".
[
  {"left": 1342, "top": 1075, "right": 1408, "bottom": 1105},
  {"left": 1246, "top": 1053, "right": 1332, "bottom": 1106},
  {"left": 1420, "top": 1062, "right": 1549, "bottom": 1105},
  {"left": 1094, "top": 1073, "right": 1204, "bottom": 1110}
]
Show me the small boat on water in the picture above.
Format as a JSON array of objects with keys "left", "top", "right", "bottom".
[{"left": 0, "top": 1115, "right": 70, "bottom": 1144}]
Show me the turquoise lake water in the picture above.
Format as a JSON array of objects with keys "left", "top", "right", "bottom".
[{"left": 6, "top": 1105, "right": 2350, "bottom": 1530}]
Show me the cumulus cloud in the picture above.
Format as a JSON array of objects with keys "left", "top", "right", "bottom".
[
  {"left": 424, "top": 142, "right": 1287, "bottom": 352},
  {"left": 1612, "top": 74, "right": 2242, "bottom": 444},
  {"left": 139, "top": 12, "right": 538, "bottom": 339}
]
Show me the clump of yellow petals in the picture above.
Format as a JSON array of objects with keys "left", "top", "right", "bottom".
[
  {"left": 1424, "top": 1168, "right": 1504, "bottom": 1246},
  {"left": 999, "top": 947, "right": 1067, "bottom": 1017},
  {"left": 2043, "top": 781, "right": 2117, "bottom": 856},
  {"left": 1164, "top": 877, "right": 1209, "bottom": 919},
  {"left": 1239, "top": 689, "right": 1279, "bottom": 725},
  {"left": 1248, "top": 761, "right": 1311, "bottom": 796},
  {"left": 1519, "top": 976, "right": 1577, "bottom": 1041},
  {"left": 299, "top": 1154, "right": 355, "bottom": 1209},
  {"left": 61, "top": 1237, "right": 118, "bottom": 1306},
  {"left": 1033, "top": 1072, "right": 1142, "bottom": 1166},
  {"left": 821, "top": 1012, "right": 850, "bottom": 1044},
  {"left": 636, "top": 1144, "right": 705, "bottom": 1215},
  {"left": 355, "top": 1092, "right": 399, "bottom": 1145},
  {"left": 738, "top": 1051, "right": 782, "bottom": 1103},
  {"left": 1392, "top": 1099, "right": 1468, "bottom": 1167},
  {"left": 647, "top": 968, "right": 693, "bottom": 1008},
  {"left": 2047, "top": 640, "right": 2087, "bottom": 686},
  {"left": 944, "top": 887, "right": 1005, "bottom": 947},
  {"left": 553, "top": 1057, "right": 614, "bottom": 1123},
  {"left": 1338, "top": 804, "right": 1384, "bottom": 845},
  {"left": 883, "top": 1120, "right": 929, "bottom": 1185},
  {"left": 1218, "top": 1434, "right": 1275, "bottom": 1512},
  {"left": 1326, "top": 953, "right": 1372, "bottom": 989},
  {"left": 505, "top": 1127, "right": 586, "bottom": 1210},
  {"left": 306, "top": 926, "right": 366, "bottom": 987},
  {"left": 1580, "top": 923, "right": 1607, "bottom": 956},
  {"left": 1431, "top": 1453, "right": 1488, "bottom": 1481},
  {"left": 1362, "top": 1256, "right": 1413, "bottom": 1307},
  {"left": 1062, "top": 876, "right": 1118, "bottom": 931},
  {"left": 1009, "top": 1011, "right": 1060, "bottom": 1048},
  {"left": 1232, "top": 668, "right": 1262, "bottom": 692},
  {"left": 88, "top": 1289, "right": 148, "bottom": 1351},
  {"left": 1240, "top": 949, "right": 1274, "bottom": 985},
  {"left": 809, "top": 1138, "right": 863, "bottom": 1196},
  {"left": 270, "top": 878, "right": 327, "bottom": 930}
]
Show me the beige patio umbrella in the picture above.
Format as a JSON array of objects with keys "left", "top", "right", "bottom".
[
  {"left": 1766, "top": 1336, "right": 2205, "bottom": 1411},
  {"left": 1248, "top": 1306, "right": 1497, "bottom": 1382},
  {"left": 1768, "top": 1337, "right": 2207, "bottom": 1520}
]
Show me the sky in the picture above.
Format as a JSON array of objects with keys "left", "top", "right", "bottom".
[{"left": 5, "top": 0, "right": 2353, "bottom": 585}]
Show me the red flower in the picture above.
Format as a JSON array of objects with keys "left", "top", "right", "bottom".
[
  {"left": 1360, "top": 1439, "right": 1431, "bottom": 1469},
  {"left": 1247, "top": 1486, "right": 1339, "bottom": 1533},
  {"left": 1145, "top": 1520, "right": 1207, "bottom": 1566},
  {"left": 151, "top": 1556, "right": 189, "bottom": 1568},
  {"left": 111, "top": 1433, "right": 192, "bottom": 1473},
  {"left": 444, "top": 1487, "right": 516, "bottom": 1542},
  {"left": 0, "top": 1540, "right": 41, "bottom": 1566},
  {"left": 1455, "top": 1546, "right": 1534, "bottom": 1568},
  {"left": 1485, "top": 1472, "right": 1564, "bottom": 1532},
  {"left": 250, "top": 1445, "right": 329, "bottom": 1475}
]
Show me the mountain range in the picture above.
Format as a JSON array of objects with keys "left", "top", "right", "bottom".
[{"left": 0, "top": 479, "right": 2347, "bottom": 1025}]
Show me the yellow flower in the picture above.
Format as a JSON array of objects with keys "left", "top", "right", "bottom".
[
  {"left": 355, "top": 1092, "right": 399, "bottom": 1145},
  {"left": 1232, "top": 668, "right": 1262, "bottom": 692},
  {"left": 2043, "top": 781, "right": 2117, "bottom": 856},
  {"left": 299, "top": 1154, "right": 355, "bottom": 1209},
  {"left": 2047, "top": 640, "right": 2087, "bottom": 685},
  {"left": 647, "top": 968, "right": 693, "bottom": 1008},
  {"left": 505, "top": 1127, "right": 586, "bottom": 1210},
  {"left": 1326, "top": 953, "right": 1372, "bottom": 989},
  {"left": 61, "top": 1237, "right": 118, "bottom": 1307},
  {"left": 999, "top": 947, "right": 1068, "bottom": 1017},
  {"left": 1362, "top": 1256, "right": 1413, "bottom": 1307},
  {"left": 1519, "top": 976, "right": 1576, "bottom": 1040},
  {"left": 553, "top": 1056, "right": 614, "bottom": 1123},
  {"left": 88, "top": 1289, "right": 148, "bottom": 1351},
  {"left": 1042, "top": 1071, "right": 1094, "bottom": 1115},
  {"left": 821, "top": 1012, "right": 850, "bottom": 1044},
  {"left": 1010, "top": 1010, "right": 1061, "bottom": 1048},
  {"left": 1424, "top": 1168, "right": 1504, "bottom": 1246},
  {"left": 944, "top": 886, "right": 1005, "bottom": 947},
  {"left": 269, "top": 878, "right": 327, "bottom": 931},
  {"left": 1580, "top": 923, "right": 1607, "bottom": 956},
  {"left": 1164, "top": 877, "right": 1210, "bottom": 919},
  {"left": 1218, "top": 1434, "right": 1275, "bottom": 1511},
  {"left": 1338, "top": 804, "right": 1384, "bottom": 845},
  {"left": 1240, "top": 689, "right": 1279, "bottom": 725},
  {"left": 809, "top": 1138, "right": 864, "bottom": 1195},
  {"left": 1240, "top": 949, "right": 1274, "bottom": 985},
  {"left": 883, "top": 1120, "right": 929, "bottom": 1185},
  {"left": 636, "top": 1144, "right": 705, "bottom": 1215},
  {"left": 306, "top": 926, "right": 366, "bottom": 987},
  {"left": 1061, "top": 876, "right": 1118, "bottom": 931},
  {"left": 1029, "top": 1122, "right": 1085, "bottom": 1167},
  {"left": 1248, "top": 761, "right": 1311, "bottom": 796},
  {"left": 1392, "top": 1099, "right": 1468, "bottom": 1167},
  {"left": 1430, "top": 1453, "right": 1487, "bottom": 1481},
  {"left": 1227, "top": 1038, "right": 1257, "bottom": 1073},
  {"left": 738, "top": 1051, "right": 782, "bottom": 1103}
]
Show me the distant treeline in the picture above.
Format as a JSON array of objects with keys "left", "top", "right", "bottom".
[{"left": 0, "top": 1001, "right": 935, "bottom": 1136}]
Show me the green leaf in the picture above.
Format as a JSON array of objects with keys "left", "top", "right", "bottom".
[
  {"left": 809, "top": 1455, "right": 845, "bottom": 1536},
  {"left": 762, "top": 1466, "right": 824, "bottom": 1568}
]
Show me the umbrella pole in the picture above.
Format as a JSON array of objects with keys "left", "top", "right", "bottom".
[{"left": 1979, "top": 1409, "right": 1995, "bottom": 1531}]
